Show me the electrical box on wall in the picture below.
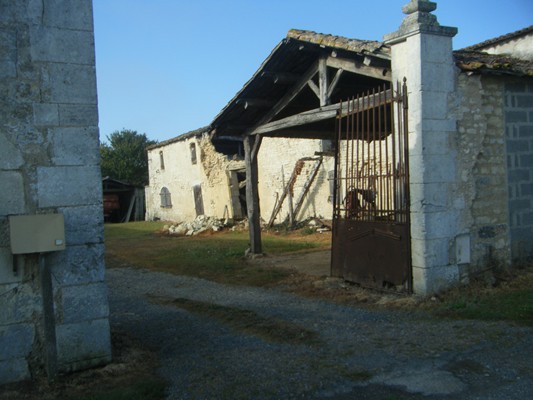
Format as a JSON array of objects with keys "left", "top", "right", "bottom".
[{"left": 9, "top": 214, "right": 66, "bottom": 254}]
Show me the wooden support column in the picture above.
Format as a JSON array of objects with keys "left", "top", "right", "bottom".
[
  {"left": 318, "top": 56, "right": 329, "bottom": 106},
  {"left": 244, "top": 134, "right": 263, "bottom": 254}
]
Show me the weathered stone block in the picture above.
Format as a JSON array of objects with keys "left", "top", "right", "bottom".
[
  {"left": 412, "top": 264, "right": 460, "bottom": 295},
  {"left": 43, "top": 0, "right": 93, "bottom": 31},
  {"left": 0, "top": 60, "right": 16, "bottom": 79},
  {"left": 50, "top": 127, "right": 99, "bottom": 166},
  {"left": 37, "top": 166, "right": 102, "bottom": 207},
  {"left": 0, "top": 248, "right": 21, "bottom": 284},
  {"left": 0, "top": 172, "right": 25, "bottom": 215},
  {"left": 57, "top": 205, "right": 104, "bottom": 245},
  {"left": 59, "top": 104, "right": 98, "bottom": 127},
  {"left": 45, "top": 63, "right": 97, "bottom": 104},
  {"left": 59, "top": 282, "right": 109, "bottom": 324},
  {"left": 33, "top": 103, "right": 59, "bottom": 126},
  {"left": 0, "top": 358, "right": 30, "bottom": 385},
  {"left": 0, "top": 282, "right": 39, "bottom": 325},
  {"left": 520, "top": 154, "right": 533, "bottom": 168},
  {"left": 0, "top": 324, "right": 34, "bottom": 361},
  {"left": 0, "top": 134, "right": 23, "bottom": 169},
  {"left": 56, "top": 318, "right": 112, "bottom": 371},
  {"left": 30, "top": 26, "right": 94, "bottom": 65},
  {"left": 47, "top": 244, "right": 105, "bottom": 286}
]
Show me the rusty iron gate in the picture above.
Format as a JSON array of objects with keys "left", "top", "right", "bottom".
[{"left": 331, "top": 80, "right": 411, "bottom": 292}]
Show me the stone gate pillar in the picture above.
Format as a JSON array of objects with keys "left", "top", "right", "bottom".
[{"left": 384, "top": 1, "right": 460, "bottom": 294}]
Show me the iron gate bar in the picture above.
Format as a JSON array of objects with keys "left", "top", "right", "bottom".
[{"left": 331, "top": 80, "right": 412, "bottom": 292}]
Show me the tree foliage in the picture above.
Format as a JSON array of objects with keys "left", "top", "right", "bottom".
[{"left": 100, "top": 129, "right": 157, "bottom": 186}]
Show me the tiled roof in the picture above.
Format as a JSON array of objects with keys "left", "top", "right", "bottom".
[
  {"left": 454, "top": 50, "right": 533, "bottom": 77},
  {"left": 146, "top": 126, "right": 211, "bottom": 150},
  {"left": 287, "top": 29, "right": 389, "bottom": 57},
  {"left": 461, "top": 25, "right": 533, "bottom": 52}
]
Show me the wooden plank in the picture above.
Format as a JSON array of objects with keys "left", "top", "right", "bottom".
[
  {"left": 244, "top": 135, "right": 262, "bottom": 254},
  {"left": 327, "top": 56, "right": 391, "bottom": 81},
  {"left": 252, "top": 89, "right": 393, "bottom": 136},
  {"left": 260, "top": 71, "right": 300, "bottom": 84},
  {"left": 327, "top": 68, "right": 343, "bottom": 99},
  {"left": 307, "top": 79, "right": 320, "bottom": 99},
  {"left": 292, "top": 158, "right": 323, "bottom": 221},
  {"left": 236, "top": 98, "right": 275, "bottom": 109},
  {"left": 246, "top": 60, "right": 319, "bottom": 136},
  {"left": 318, "top": 56, "right": 328, "bottom": 106}
]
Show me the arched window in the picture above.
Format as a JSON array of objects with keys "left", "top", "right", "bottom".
[
  {"left": 160, "top": 187, "right": 172, "bottom": 208},
  {"left": 159, "top": 151, "right": 165, "bottom": 170}
]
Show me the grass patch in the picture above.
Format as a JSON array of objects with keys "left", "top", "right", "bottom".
[
  {"left": 432, "top": 267, "right": 533, "bottom": 326},
  {"left": 158, "top": 297, "right": 321, "bottom": 346},
  {"left": 436, "top": 289, "right": 533, "bottom": 326},
  {"left": 104, "top": 222, "right": 328, "bottom": 286}
]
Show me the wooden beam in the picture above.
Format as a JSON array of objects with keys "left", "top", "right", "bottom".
[
  {"left": 236, "top": 98, "right": 275, "bottom": 109},
  {"left": 326, "top": 56, "right": 391, "bottom": 81},
  {"left": 327, "top": 68, "right": 343, "bottom": 99},
  {"left": 260, "top": 71, "right": 300, "bottom": 84},
  {"left": 252, "top": 88, "right": 393, "bottom": 136},
  {"left": 307, "top": 79, "right": 320, "bottom": 99},
  {"left": 243, "top": 135, "right": 262, "bottom": 254},
  {"left": 246, "top": 60, "right": 319, "bottom": 136},
  {"left": 318, "top": 56, "right": 328, "bottom": 106}
]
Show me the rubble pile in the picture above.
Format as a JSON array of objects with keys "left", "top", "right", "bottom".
[{"left": 163, "top": 215, "right": 229, "bottom": 236}]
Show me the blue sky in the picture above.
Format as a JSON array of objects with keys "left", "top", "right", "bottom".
[{"left": 93, "top": 0, "right": 533, "bottom": 143}]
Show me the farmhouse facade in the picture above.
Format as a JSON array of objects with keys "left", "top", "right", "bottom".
[
  {"left": 146, "top": 1, "right": 532, "bottom": 295},
  {"left": 146, "top": 129, "right": 335, "bottom": 225},
  {"left": 0, "top": 0, "right": 111, "bottom": 384}
]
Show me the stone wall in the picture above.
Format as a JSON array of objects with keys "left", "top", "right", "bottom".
[
  {"left": 0, "top": 0, "right": 111, "bottom": 384},
  {"left": 146, "top": 135, "right": 335, "bottom": 225},
  {"left": 146, "top": 134, "right": 243, "bottom": 222},
  {"left": 257, "top": 137, "right": 334, "bottom": 225},
  {"left": 455, "top": 74, "right": 511, "bottom": 274},
  {"left": 505, "top": 78, "right": 533, "bottom": 261}
]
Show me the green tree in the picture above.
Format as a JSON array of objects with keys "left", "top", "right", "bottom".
[{"left": 100, "top": 129, "right": 157, "bottom": 186}]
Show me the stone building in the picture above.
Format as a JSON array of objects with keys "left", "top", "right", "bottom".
[
  {"left": 0, "top": 0, "right": 111, "bottom": 384},
  {"left": 146, "top": 129, "right": 334, "bottom": 225},
  {"left": 147, "top": 2, "right": 532, "bottom": 295}
]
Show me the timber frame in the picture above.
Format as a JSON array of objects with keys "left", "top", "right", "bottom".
[{"left": 211, "top": 29, "right": 393, "bottom": 254}]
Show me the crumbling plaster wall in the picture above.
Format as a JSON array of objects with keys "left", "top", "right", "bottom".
[
  {"left": 257, "top": 137, "right": 334, "bottom": 225},
  {"left": 146, "top": 134, "right": 241, "bottom": 222},
  {"left": 0, "top": 0, "right": 111, "bottom": 384},
  {"left": 454, "top": 73, "right": 511, "bottom": 276}
]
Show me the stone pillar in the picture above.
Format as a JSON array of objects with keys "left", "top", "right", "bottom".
[
  {"left": 384, "top": 0, "right": 460, "bottom": 294},
  {"left": 0, "top": 0, "right": 111, "bottom": 383}
]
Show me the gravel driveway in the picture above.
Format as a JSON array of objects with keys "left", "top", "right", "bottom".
[{"left": 107, "top": 267, "right": 533, "bottom": 400}]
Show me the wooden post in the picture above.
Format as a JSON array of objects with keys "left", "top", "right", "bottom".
[
  {"left": 39, "top": 254, "right": 58, "bottom": 381},
  {"left": 244, "top": 135, "right": 262, "bottom": 254}
]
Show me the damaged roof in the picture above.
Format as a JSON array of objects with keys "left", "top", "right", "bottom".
[
  {"left": 146, "top": 126, "right": 210, "bottom": 151},
  {"left": 454, "top": 50, "right": 533, "bottom": 77}
]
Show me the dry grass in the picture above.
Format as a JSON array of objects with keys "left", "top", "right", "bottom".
[{"left": 151, "top": 296, "right": 321, "bottom": 346}]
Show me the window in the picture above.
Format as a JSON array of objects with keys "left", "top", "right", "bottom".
[
  {"left": 159, "top": 151, "right": 165, "bottom": 170},
  {"left": 160, "top": 187, "right": 172, "bottom": 208},
  {"left": 190, "top": 143, "right": 197, "bottom": 165},
  {"left": 192, "top": 185, "right": 204, "bottom": 216}
]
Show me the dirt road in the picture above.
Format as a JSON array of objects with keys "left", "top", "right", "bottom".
[{"left": 107, "top": 265, "right": 533, "bottom": 399}]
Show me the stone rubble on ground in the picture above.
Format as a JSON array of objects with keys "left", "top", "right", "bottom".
[{"left": 163, "top": 215, "right": 232, "bottom": 236}]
